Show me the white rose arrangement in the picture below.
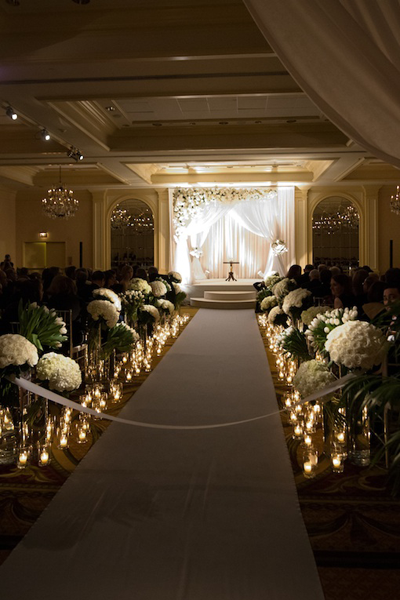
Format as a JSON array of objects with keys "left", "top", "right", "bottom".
[
  {"left": 36, "top": 352, "right": 82, "bottom": 392},
  {"left": 168, "top": 271, "right": 182, "bottom": 283},
  {"left": 306, "top": 306, "right": 358, "bottom": 353},
  {"left": 150, "top": 280, "right": 167, "bottom": 298},
  {"left": 282, "top": 288, "right": 312, "bottom": 316},
  {"left": 325, "top": 320, "right": 386, "bottom": 370},
  {"left": 157, "top": 299, "right": 175, "bottom": 315},
  {"left": 0, "top": 334, "right": 39, "bottom": 369},
  {"left": 92, "top": 288, "right": 122, "bottom": 311},
  {"left": 268, "top": 306, "right": 287, "bottom": 326},
  {"left": 301, "top": 306, "right": 329, "bottom": 326},
  {"left": 129, "top": 278, "right": 152, "bottom": 295},
  {"left": 264, "top": 274, "right": 282, "bottom": 291},
  {"left": 293, "top": 359, "right": 335, "bottom": 398},
  {"left": 260, "top": 295, "right": 278, "bottom": 312},
  {"left": 87, "top": 299, "right": 120, "bottom": 328},
  {"left": 272, "top": 278, "right": 297, "bottom": 302}
]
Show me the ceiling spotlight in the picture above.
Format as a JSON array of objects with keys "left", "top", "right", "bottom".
[
  {"left": 6, "top": 106, "right": 17, "bottom": 120},
  {"left": 67, "top": 147, "right": 84, "bottom": 161},
  {"left": 40, "top": 128, "right": 51, "bottom": 141}
]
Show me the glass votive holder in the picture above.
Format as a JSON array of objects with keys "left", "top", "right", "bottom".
[
  {"left": 303, "top": 447, "right": 319, "bottom": 479},
  {"left": 16, "top": 446, "right": 31, "bottom": 469},
  {"left": 76, "top": 422, "right": 89, "bottom": 444},
  {"left": 57, "top": 428, "right": 69, "bottom": 450},
  {"left": 293, "top": 423, "right": 303, "bottom": 440},
  {"left": 38, "top": 444, "right": 51, "bottom": 467},
  {"left": 331, "top": 452, "right": 345, "bottom": 473}
]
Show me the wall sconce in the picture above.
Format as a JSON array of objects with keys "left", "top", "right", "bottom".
[{"left": 39, "top": 232, "right": 48, "bottom": 238}]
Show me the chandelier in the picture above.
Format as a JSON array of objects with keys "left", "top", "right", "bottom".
[
  {"left": 390, "top": 186, "right": 400, "bottom": 216},
  {"left": 128, "top": 211, "right": 154, "bottom": 234},
  {"left": 110, "top": 205, "right": 131, "bottom": 229},
  {"left": 42, "top": 168, "right": 79, "bottom": 219},
  {"left": 312, "top": 204, "right": 359, "bottom": 235}
]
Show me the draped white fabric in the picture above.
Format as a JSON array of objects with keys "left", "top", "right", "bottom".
[
  {"left": 173, "top": 188, "right": 294, "bottom": 283},
  {"left": 244, "top": 0, "right": 400, "bottom": 168}
]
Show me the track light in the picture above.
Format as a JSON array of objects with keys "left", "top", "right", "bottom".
[
  {"left": 67, "top": 147, "right": 84, "bottom": 161},
  {"left": 6, "top": 106, "right": 17, "bottom": 120},
  {"left": 40, "top": 128, "right": 50, "bottom": 141}
]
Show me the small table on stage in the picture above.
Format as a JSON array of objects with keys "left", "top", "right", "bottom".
[{"left": 224, "top": 260, "right": 239, "bottom": 282}]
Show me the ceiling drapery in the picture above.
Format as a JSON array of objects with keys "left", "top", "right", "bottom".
[{"left": 244, "top": 0, "right": 400, "bottom": 168}]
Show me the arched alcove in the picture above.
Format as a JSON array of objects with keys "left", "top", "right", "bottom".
[
  {"left": 312, "top": 196, "right": 359, "bottom": 269},
  {"left": 110, "top": 199, "right": 154, "bottom": 268}
]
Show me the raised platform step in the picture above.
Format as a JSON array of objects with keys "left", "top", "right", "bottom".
[
  {"left": 190, "top": 297, "right": 256, "bottom": 309},
  {"left": 204, "top": 290, "right": 256, "bottom": 301}
]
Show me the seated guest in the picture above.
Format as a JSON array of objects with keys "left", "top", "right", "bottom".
[
  {"left": 286, "top": 264, "right": 302, "bottom": 282},
  {"left": 298, "top": 264, "right": 314, "bottom": 287},
  {"left": 362, "top": 281, "right": 386, "bottom": 321},
  {"left": 104, "top": 269, "right": 117, "bottom": 289},
  {"left": 47, "top": 275, "right": 85, "bottom": 346},
  {"left": 312, "top": 268, "right": 332, "bottom": 304},
  {"left": 363, "top": 273, "right": 379, "bottom": 296},
  {"left": 65, "top": 265, "right": 76, "bottom": 280},
  {"left": 383, "top": 284, "right": 400, "bottom": 306},
  {"left": 136, "top": 267, "right": 148, "bottom": 282},
  {"left": 148, "top": 266, "right": 159, "bottom": 282},
  {"left": 119, "top": 265, "right": 134, "bottom": 291},
  {"left": 0, "top": 279, "right": 43, "bottom": 334},
  {"left": 305, "top": 269, "right": 320, "bottom": 293},
  {"left": 330, "top": 274, "right": 355, "bottom": 309},
  {"left": 352, "top": 268, "right": 369, "bottom": 308}
]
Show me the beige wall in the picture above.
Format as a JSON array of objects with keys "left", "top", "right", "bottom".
[
  {"left": 0, "top": 189, "right": 16, "bottom": 262},
  {"left": 378, "top": 185, "right": 400, "bottom": 275},
  {"left": 15, "top": 189, "right": 93, "bottom": 269}
]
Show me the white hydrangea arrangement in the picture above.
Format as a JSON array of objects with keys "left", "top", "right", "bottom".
[
  {"left": 92, "top": 288, "right": 122, "bottom": 311},
  {"left": 156, "top": 277, "right": 171, "bottom": 292},
  {"left": 150, "top": 280, "right": 167, "bottom": 298},
  {"left": 172, "top": 282, "right": 182, "bottom": 294},
  {"left": 325, "top": 321, "right": 387, "bottom": 371},
  {"left": 306, "top": 306, "right": 358, "bottom": 353},
  {"left": 293, "top": 359, "right": 335, "bottom": 398},
  {"left": 168, "top": 271, "right": 182, "bottom": 283},
  {"left": 268, "top": 306, "right": 288, "bottom": 326},
  {"left": 139, "top": 304, "right": 160, "bottom": 323},
  {"left": 264, "top": 274, "right": 282, "bottom": 291},
  {"left": 301, "top": 306, "right": 329, "bottom": 326},
  {"left": 260, "top": 295, "right": 278, "bottom": 312},
  {"left": 87, "top": 299, "right": 120, "bottom": 328},
  {"left": 272, "top": 278, "right": 297, "bottom": 302},
  {"left": 157, "top": 299, "right": 175, "bottom": 315},
  {"left": 0, "top": 334, "right": 39, "bottom": 370},
  {"left": 36, "top": 352, "right": 82, "bottom": 392},
  {"left": 128, "top": 278, "right": 152, "bottom": 295},
  {"left": 282, "top": 288, "right": 312, "bottom": 317}
]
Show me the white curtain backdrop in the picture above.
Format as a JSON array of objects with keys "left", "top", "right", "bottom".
[
  {"left": 244, "top": 0, "right": 400, "bottom": 168},
  {"left": 173, "top": 187, "right": 295, "bottom": 283}
]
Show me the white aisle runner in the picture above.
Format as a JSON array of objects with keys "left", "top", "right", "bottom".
[{"left": 1, "top": 310, "right": 324, "bottom": 600}]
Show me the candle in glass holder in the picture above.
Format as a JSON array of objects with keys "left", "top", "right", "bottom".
[
  {"left": 332, "top": 453, "right": 344, "bottom": 473},
  {"left": 58, "top": 433, "right": 68, "bottom": 449},
  {"left": 303, "top": 447, "right": 318, "bottom": 478},
  {"left": 39, "top": 446, "right": 50, "bottom": 467},
  {"left": 293, "top": 424, "right": 303, "bottom": 439},
  {"left": 17, "top": 449, "right": 29, "bottom": 469}
]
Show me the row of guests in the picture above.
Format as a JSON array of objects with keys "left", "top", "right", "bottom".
[
  {"left": 255, "top": 264, "right": 400, "bottom": 319},
  {"left": 0, "top": 263, "right": 163, "bottom": 343}
]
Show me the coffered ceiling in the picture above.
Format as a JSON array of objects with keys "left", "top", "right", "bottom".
[{"left": 0, "top": 0, "right": 397, "bottom": 192}]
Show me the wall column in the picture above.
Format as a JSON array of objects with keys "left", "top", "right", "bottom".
[
  {"left": 362, "top": 185, "right": 380, "bottom": 272},
  {"left": 92, "top": 190, "right": 108, "bottom": 270},
  {"left": 295, "top": 186, "right": 310, "bottom": 266},
  {"left": 156, "top": 188, "right": 170, "bottom": 273}
]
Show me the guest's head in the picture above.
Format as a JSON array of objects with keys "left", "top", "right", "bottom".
[
  {"left": 92, "top": 270, "right": 105, "bottom": 287},
  {"left": 29, "top": 271, "right": 42, "bottom": 281},
  {"left": 330, "top": 274, "right": 352, "bottom": 297},
  {"left": 20, "top": 279, "right": 43, "bottom": 305},
  {"left": 383, "top": 285, "right": 400, "bottom": 306},
  {"left": 319, "top": 268, "right": 331, "bottom": 285},
  {"left": 318, "top": 264, "right": 327, "bottom": 272},
  {"left": 47, "top": 274, "right": 77, "bottom": 297},
  {"left": 363, "top": 273, "right": 379, "bottom": 293},
  {"left": 351, "top": 269, "right": 369, "bottom": 296},
  {"left": 104, "top": 269, "right": 117, "bottom": 288},
  {"left": 136, "top": 268, "right": 148, "bottom": 281},
  {"left": 304, "top": 264, "right": 314, "bottom": 274},
  {"left": 120, "top": 265, "right": 133, "bottom": 281},
  {"left": 329, "top": 266, "right": 341, "bottom": 277},
  {"left": 148, "top": 266, "right": 159, "bottom": 282},
  {"left": 65, "top": 266, "right": 76, "bottom": 280},
  {"left": 17, "top": 267, "right": 30, "bottom": 280},
  {"left": 309, "top": 269, "right": 320, "bottom": 281},
  {"left": 367, "top": 281, "right": 385, "bottom": 303},
  {"left": 383, "top": 268, "right": 400, "bottom": 287},
  {"left": 286, "top": 264, "right": 301, "bottom": 280}
]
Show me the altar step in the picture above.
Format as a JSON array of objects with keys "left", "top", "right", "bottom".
[{"left": 190, "top": 290, "right": 257, "bottom": 309}]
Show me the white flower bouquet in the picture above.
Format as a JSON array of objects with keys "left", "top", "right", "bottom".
[
  {"left": 36, "top": 352, "right": 82, "bottom": 392},
  {"left": 264, "top": 273, "right": 282, "bottom": 291},
  {"left": 301, "top": 306, "right": 329, "bottom": 326},
  {"left": 138, "top": 304, "right": 160, "bottom": 327},
  {"left": 87, "top": 299, "right": 120, "bottom": 328},
  {"left": 157, "top": 299, "right": 175, "bottom": 315},
  {"left": 128, "top": 278, "right": 152, "bottom": 295},
  {"left": 121, "top": 289, "right": 145, "bottom": 324},
  {"left": 293, "top": 359, "right": 335, "bottom": 398},
  {"left": 325, "top": 320, "right": 387, "bottom": 371},
  {"left": 268, "top": 306, "right": 288, "bottom": 327},
  {"left": 272, "top": 278, "right": 298, "bottom": 302},
  {"left": 150, "top": 280, "right": 167, "bottom": 298},
  {"left": 102, "top": 322, "right": 139, "bottom": 358},
  {"left": 282, "top": 288, "right": 312, "bottom": 319},
  {"left": 0, "top": 334, "right": 39, "bottom": 370},
  {"left": 18, "top": 301, "right": 68, "bottom": 351},
  {"left": 168, "top": 271, "right": 182, "bottom": 283},
  {"left": 306, "top": 306, "right": 358, "bottom": 353},
  {"left": 92, "top": 288, "right": 122, "bottom": 311},
  {"left": 260, "top": 295, "right": 278, "bottom": 313}
]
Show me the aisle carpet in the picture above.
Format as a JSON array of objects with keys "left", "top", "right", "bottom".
[{"left": 0, "top": 309, "right": 323, "bottom": 600}]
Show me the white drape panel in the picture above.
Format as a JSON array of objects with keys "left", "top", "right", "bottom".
[
  {"left": 244, "top": 0, "right": 400, "bottom": 168},
  {"left": 200, "top": 212, "right": 269, "bottom": 279}
]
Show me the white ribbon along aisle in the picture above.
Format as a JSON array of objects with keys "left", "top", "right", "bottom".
[{"left": 14, "top": 372, "right": 354, "bottom": 431}]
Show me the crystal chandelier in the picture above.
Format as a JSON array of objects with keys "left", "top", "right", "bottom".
[
  {"left": 127, "top": 210, "right": 154, "bottom": 234},
  {"left": 390, "top": 186, "right": 400, "bottom": 215},
  {"left": 42, "top": 168, "right": 79, "bottom": 219},
  {"left": 312, "top": 204, "right": 359, "bottom": 234},
  {"left": 111, "top": 205, "right": 131, "bottom": 229}
]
